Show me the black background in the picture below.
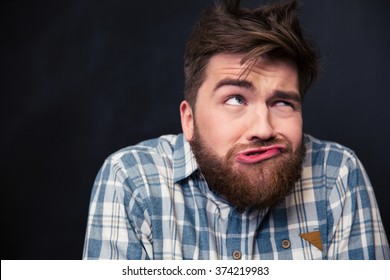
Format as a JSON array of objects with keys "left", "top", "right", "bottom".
[{"left": 2, "top": 0, "right": 389, "bottom": 259}]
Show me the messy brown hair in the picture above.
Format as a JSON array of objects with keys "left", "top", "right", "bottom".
[{"left": 184, "top": 0, "right": 318, "bottom": 109}]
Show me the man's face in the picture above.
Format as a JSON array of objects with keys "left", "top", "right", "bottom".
[{"left": 180, "top": 53, "right": 305, "bottom": 210}]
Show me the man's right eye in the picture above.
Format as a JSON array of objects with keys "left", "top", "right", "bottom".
[{"left": 225, "top": 95, "right": 246, "bottom": 106}]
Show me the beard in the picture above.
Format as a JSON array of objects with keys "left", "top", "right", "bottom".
[{"left": 189, "top": 127, "right": 306, "bottom": 212}]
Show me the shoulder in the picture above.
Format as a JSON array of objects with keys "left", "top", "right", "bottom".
[
  {"left": 304, "top": 134, "right": 356, "bottom": 159},
  {"left": 302, "top": 134, "right": 370, "bottom": 192},
  {"left": 109, "top": 134, "right": 178, "bottom": 165},
  {"left": 101, "top": 134, "right": 180, "bottom": 187},
  {"left": 303, "top": 134, "right": 360, "bottom": 173}
]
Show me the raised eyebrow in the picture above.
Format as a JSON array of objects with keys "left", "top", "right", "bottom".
[
  {"left": 213, "top": 78, "right": 254, "bottom": 93},
  {"left": 272, "top": 90, "right": 302, "bottom": 103}
]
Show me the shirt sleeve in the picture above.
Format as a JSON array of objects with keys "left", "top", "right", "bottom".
[
  {"left": 326, "top": 153, "right": 390, "bottom": 259},
  {"left": 82, "top": 155, "right": 153, "bottom": 259}
]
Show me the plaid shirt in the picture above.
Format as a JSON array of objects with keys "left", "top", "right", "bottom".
[{"left": 83, "top": 134, "right": 389, "bottom": 259}]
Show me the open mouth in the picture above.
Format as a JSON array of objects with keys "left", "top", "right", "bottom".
[{"left": 236, "top": 145, "right": 285, "bottom": 164}]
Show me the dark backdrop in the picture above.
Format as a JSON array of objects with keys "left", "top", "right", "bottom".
[{"left": 2, "top": 0, "right": 389, "bottom": 259}]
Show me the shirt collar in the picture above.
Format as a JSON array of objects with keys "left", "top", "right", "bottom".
[{"left": 172, "top": 134, "right": 199, "bottom": 183}]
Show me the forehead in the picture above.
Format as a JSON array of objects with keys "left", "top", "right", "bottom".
[
  {"left": 206, "top": 53, "right": 298, "bottom": 78},
  {"left": 203, "top": 53, "right": 299, "bottom": 91}
]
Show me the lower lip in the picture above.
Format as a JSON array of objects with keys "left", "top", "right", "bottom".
[{"left": 236, "top": 148, "right": 282, "bottom": 164}]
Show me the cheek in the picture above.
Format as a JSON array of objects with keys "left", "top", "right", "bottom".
[
  {"left": 274, "top": 115, "right": 303, "bottom": 151},
  {"left": 278, "top": 118, "right": 303, "bottom": 150},
  {"left": 195, "top": 112, "right": 242, "bottom": 156}
]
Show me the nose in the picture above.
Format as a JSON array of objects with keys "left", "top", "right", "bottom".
[{"left": 245, "top": 107, "right": 276, "bottom": 142}]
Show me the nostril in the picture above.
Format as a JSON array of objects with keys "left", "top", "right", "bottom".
[
  {"left": 245, "top": 120, "right": 276, "bottom": 141},
  {"left": 248, "top": 133, "right": 277, "bottom": 143}
]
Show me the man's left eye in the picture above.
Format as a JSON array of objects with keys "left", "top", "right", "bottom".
[
  {"left": 226, "top": 96, "right": 245, "bottom": 106},
  {"left": 274, "top": 101, "right": 293, "bottom": 108}
]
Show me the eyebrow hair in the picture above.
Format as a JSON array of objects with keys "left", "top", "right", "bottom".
[
  {"left": 213, "top": 78, "right": 254, "bottom": 93},
  {"left": 213, "top": 78, "right": 301, "bottom": 103},
  {"left": 273, "top": 90, "right": 302, "bottom": 103}
]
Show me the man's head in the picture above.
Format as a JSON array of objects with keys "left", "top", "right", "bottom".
[
  {"left": 183, "top": 0, "right": 318, "bottom": 109},
  {"left": 180, "top": 0, "right": 318, "bottom": 211}
]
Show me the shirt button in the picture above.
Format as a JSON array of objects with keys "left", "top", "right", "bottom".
[
  {"left": 282, "top": 239, "right": 291, "bottom": 249},
  {"left": 232, "top": 250, "right": 242, "bottom": 260}
]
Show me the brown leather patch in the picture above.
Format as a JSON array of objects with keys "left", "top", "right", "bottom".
[{"left": 299, "top": 231, "right": 323, "bottom": 251}]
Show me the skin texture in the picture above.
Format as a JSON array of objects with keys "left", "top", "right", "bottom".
[
  {"left": 181, "top": 53, "right": 302, "bottom": 164},
  {"left": 180, "top": 53, "right": 305, "bottom": 210}
]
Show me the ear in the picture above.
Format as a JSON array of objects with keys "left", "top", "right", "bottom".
[{"left": 180, "top": 100, "right": 194, "bottom": 141}]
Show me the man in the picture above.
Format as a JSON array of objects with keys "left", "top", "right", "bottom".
[{"left": 83, "top": 0, "right": 389, "bottom": 259}]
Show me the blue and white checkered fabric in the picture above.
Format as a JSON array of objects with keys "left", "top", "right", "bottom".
[{"left": 83, "top": 134, "right": 389, "bottom": 259}]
